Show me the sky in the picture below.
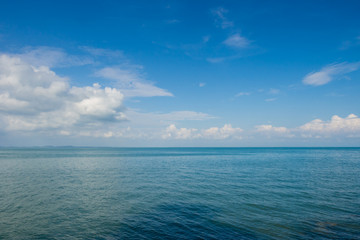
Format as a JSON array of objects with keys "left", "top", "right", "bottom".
[{"left": 0, "top": 0, "right": 360, "bottom": 147}]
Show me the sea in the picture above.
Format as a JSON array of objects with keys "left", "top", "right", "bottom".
[{"left": 0, "top": 147, "right": 359, "bottom": 239}]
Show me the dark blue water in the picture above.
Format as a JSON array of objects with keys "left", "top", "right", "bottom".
[{"left": 0, "top": 148, "right": 359, "bottom": 239}]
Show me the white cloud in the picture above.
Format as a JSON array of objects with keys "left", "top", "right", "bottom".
[
  {"left": 162, "top": 124, "right": 243, "bottom": 140},
  {"left": 299, "top": 114, "right": 360, "bottom": 137},
  {"left": 2, "top": 51, "right": 359, "bottom": 145},
  {"left": 209, "top": 8, "right": 254, "bottom": 63},
  {"left": 0, "top": 53, "right": 212, "bottom": 141},
  {"left": 255, "top": 114, "right": 360, "bottom": 139},
  {"left": 0, "top": 55, "right": 69, "bottom": 114},
  {"left": 70, "top": 83, "right": 125, "bottom": 121},
  {"left": 303, "top": 62, "right": 360, "bottom": 86},
  {"left": 95, "top": 66, "right": 173, "bottom": 97},
  {"left": 206, "top": 54, "right": 243, "bottom": 63},
  {"left": 163, "top": 124, "right": 199, "bottom": 139},
  {"left": 223, "top": 33, "right": 250, "bottom": 49},
  {"left": 236, "top": 92, "right": 251, "bottom": 97},
  {"left": 211, "top": 7, "right": 233, "bottom": 29},
  {"left": 199, "top": 82, "right": 206, "bottom": 87},
  {"left": 0, "top": 54, "right": 126, "bottom": 133},
  {"left": 256, "top": 125, "right": 289, "bottom": 134},
  {"left": 203, "top": 124, "right": 243, "bottom": 139}
]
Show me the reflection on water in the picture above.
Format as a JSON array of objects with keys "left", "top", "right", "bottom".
[{"left": 0, "top": 148, "right": 359, "bottom": 239}]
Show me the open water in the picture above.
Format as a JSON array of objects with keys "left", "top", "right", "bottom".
[{"left": 0, "top": 147, "right": 359, "bottom": 239}]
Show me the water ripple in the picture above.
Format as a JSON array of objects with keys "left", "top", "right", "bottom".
[{"left": 0, "top": 147, "right": 359, "bottom": 239}]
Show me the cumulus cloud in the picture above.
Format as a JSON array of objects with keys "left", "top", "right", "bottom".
[
  {"left": 162, "top": 124, "right": 243, "bottom": 140},
  {"left": 203, "top": 124, "right": 243, "bottom": 139},
  {"left": 95, "top": 66, "right": 173, "bottom": 97},
  {"left": 303, "top": 62, "right": 360, "bottom": 86},
  {"left": 0, "top": 55, "right": 70, "bottom": 114},
  {"left": 255, "top": 114, "right": 360, "bottom": 139},
  {"left": 255, "top": 124, "right": 293, "bottom": 138},
  {"left": 163, "top": 124, "right": 199, "bottom": 139},
  {"left": 299, "top": 114, "right": 360, "bottom": 137},
  {"left": 223, "top": 33, "right": 251, "bottom": 49},
  {"left": 256, "top": 125, "right": 289, "bottom": 133},
  {"left": 0, "top": 54, "right": 126, "bottom": 133}
]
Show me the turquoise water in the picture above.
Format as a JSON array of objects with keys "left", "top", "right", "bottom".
[{"left": 0, "top": 147, "right": 359, "bottom": 239}]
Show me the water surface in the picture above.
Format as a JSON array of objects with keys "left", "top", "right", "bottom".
[{"left": 0, "top": 147, "right": 359, "bottom": 239}]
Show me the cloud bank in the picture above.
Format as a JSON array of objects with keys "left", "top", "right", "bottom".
[
  {"left": 299, "top": 114, "right": 360, "bottom": 138},
  {"left": 162, "top": 124, "right": 243, "bottom": 140},
  {"left": 255, "top": 114, "right": 360, "bottom": 139},
  {"left": 0, "top": 49, "right": 359, "bottom": 145}
]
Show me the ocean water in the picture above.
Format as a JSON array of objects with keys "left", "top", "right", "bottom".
[{"left": 0, "top": 148, "right": 359, "bottom": 239}]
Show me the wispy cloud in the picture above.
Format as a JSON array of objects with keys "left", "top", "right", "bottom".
[
  {"left": 211, "top": 7, "right": 233, "bottom": 29},
  {"left": 202, "top": 36, "right": 210, "bottom": 43},
  {"left": 206, "top": 57, "right": 226, "bottom": 63},
  {"left": 235, "top": 92, "right": 251, "bottom": 97},
  {"left": 95, "top": 66, "right": 173, "bottom": 97},
  {"left": 199, "top": 82, "right": 206, "bottom": 87},
  {"left": 80, "top": 46, "right": 124, "bottom": 58},
  {"left": 339, "top": 36, "right": 360, "bottom": 50},
  {"left": 164, "top": 19, "right": 180, "bottom": 24},
  {"left": 303, "top": 62, "right": 360, "bottom": 86},
  {"left": 223, "top": 33, "right": 251, "bottom": 49},
  {"left": 9, "top": 46, "right": 128, "bottom": 69},
  {"left": 268, "top": 88, "right": 280, "bottom": 95},
  {"left": 206, "top": 54, "right": 243, "bottom": 63},
  {"left": 234, "top": 88, "right": 280, "bottom": 99},
  {"left": 11, "top": 46, "right": 93, "bottom": 68},
  {"left": 208, "top": 7, "right": 254, "bottom": 63}
]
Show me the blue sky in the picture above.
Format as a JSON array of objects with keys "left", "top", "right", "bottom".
[{"left": 0, "top": 0, "right": 360, "bottom": 146}]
